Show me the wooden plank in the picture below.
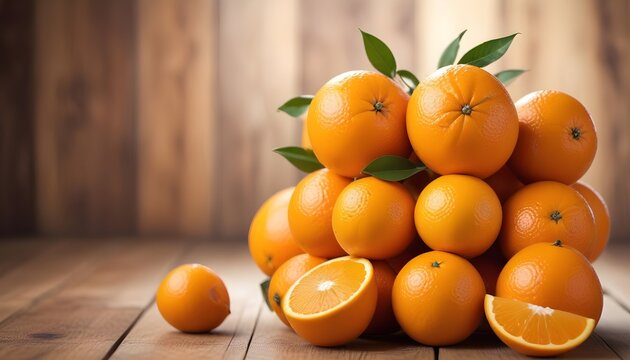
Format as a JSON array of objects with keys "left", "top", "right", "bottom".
[
  {"left": 0, "top": 240, "right": 187, "bottom": 358},
  {"left": 247, "top": 308, "right": 433, "bottom": 359},
  {"left": 215, "top": 0, "right": 301, "bottom": 238},
  {"left": 34, "top": 0, "right": 136, "bottom": 236},
  {"left": 503, "top": 0, "right": 630, "bottom": 244},
  {"left": 0, "top": 238, "right": 48, "bottom": 276},
  {"left": 137, "top": 0, "right": 215, "bottom": 236},
  {"left": 112, "top": 242, "right": 261, "bottom": 359},
  {"left": 596, "top": 246, "right": 630, "bottom": 310},
  {"left": 0, "top": 0, "right": 35, "bottom": 236},
  {"left": 597, "top": 295, "right": 630, "bottom": 359}
]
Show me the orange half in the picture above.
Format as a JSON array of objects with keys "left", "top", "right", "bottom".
[
  {"left": 485, "top": 294, "right": 595, "bottom": 356},
  {"left": 283, "top": 256, "right": 377, "bottom": 346}
]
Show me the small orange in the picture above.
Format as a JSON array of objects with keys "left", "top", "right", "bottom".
[
  {"left": 392, "top": 251, "right": 485, "bottom": 345},
  {"left": 484, "top": 165, "right": 524, "bottom": 203},
  {"left": 301, "top": 113, "right": 312, "bottom": 149},
  {"left": 509, "top": 90, "right": 597, "bottom": 184},
  {"left": 267, "top": 254, "right": 326, "bottom": 326},
  {"left": 288, "top": 169, "right": 350, "bottom": 258},
  {"left": 485, "top": 295, "right": 595, "bottom": 357},
  {"left": 571, "top": 182, "right": 611, "bottom": 261},
  {"left": 363, "top": 261, "right": 399, "bottom": 335},
  {"left": 496, "top": 240, "right": 603, "bottom": 322},
  {"left": 307, "top": 70, "right": 411, "bottom": 178},
  {"left": 282, "top": 256, "right": 378, "bottom": 346},
  {"left": 407, "top": 64, "right": 519, "bottom": 178},
  {"left": 415, "top": 175, "right": 502, "bottom": 258},
  {"left": 470, "top": 243, "right": 505, "bottom": 296},
  {"left": 386, "top": 238, "right": 430, "bottom": 274},
  {"left": 499, "top": 181, "right": 595, "bottom": 259},
  {"left": 156, "top": 264, "right": 230, "bottom": 333},
  {"left": 332, "top": 177, "right": 415, "bottom": 259},
  {"left": 249, "top": 188, "right": 304, "bottom": 276}
]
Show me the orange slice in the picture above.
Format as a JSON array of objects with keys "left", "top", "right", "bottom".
[
  {"left": 485, "top": 294, "right": 595, "bottom": 356},
  {"left": 282, "top": 256, "right": 377, "bottom": 346}
]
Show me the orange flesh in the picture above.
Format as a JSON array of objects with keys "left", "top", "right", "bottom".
[
  {"left": 491, "top": 295, "right": 588, "bottom": 345},
  {"left": 288, "top": 260, "right": 366, "bottom": 314}
]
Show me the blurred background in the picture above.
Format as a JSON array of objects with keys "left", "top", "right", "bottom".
[{"left": 0, "top": 0, "right": 628, "bottom": 243}]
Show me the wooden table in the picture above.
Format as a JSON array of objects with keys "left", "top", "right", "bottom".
[{"left": 0, "top": 239, "right": 628, "bottom": 359}]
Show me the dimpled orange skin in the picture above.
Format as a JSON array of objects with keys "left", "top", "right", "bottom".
[
  {"left": 484, "top": 166, "right": 524, "bottom": 203},
  {"left": 268, "top": 254, "right": 326, "bottom": 326},
  {"left": 332, "top": 177, "right": 415, "bottom": 259},
  {"left": 571, "top": 182, "right": 611, "bottom": 261},
  {"left": 509, "top": 90, "right": 597, "bottom": 184},
  {"left": 307, "top": 70, "right": 411, "bottom": 178},
  {"left": 288, "top": 169, "right": 350, "bottom": 258},
  {"left": 249, "top": 188, "right": 304, "bottom": 276},
  {"left": 407, "top": 64, "right": 519, "bottom": 178},
  {"left": 499, "top": 181, "right": 595, "bottom": 259},
  {"left": 496, "top": 241, "right": 603, "bottom": 322},
  {"left": 156, "top": 264, "right": 230, "bottom": 333},
  {"left": 392, "top": 251, "right": 485, "bottom": 345},
  {"left": 363, "top": 261, "right": 400, "bottom": 335},
  {"left": 415, "top": 175, "right": 502, "bottom": 258}
]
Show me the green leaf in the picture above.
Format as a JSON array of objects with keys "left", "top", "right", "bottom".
[
  {"left": 438, "top": 30, "right": 467, "bottom": 69},
  {"left": 494, "top": 69, "right": 526, "bottom": 85},
  {"left": 397, "top": 69, "right": 420, "bottom": 93},
  {"left": 273, "top": 146, "right": 324, "bottom": 173},
  {"left": 278, "top": 96, "right": 313, "bottom": 117},
  {"left": 260, "top": 279, "right": 272, "bottom": 311},
  {"left": 458, "top": 33, "right": 519, "bottom": 68},
  {"left": 360, "top": 29, "right": 397, "bottom": 78},
  {"left": 362, "top": 155, "right": 426, "bottom": 182}
]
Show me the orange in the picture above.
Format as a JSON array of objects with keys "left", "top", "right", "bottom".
[
  {"left": 392, "top": 251, "right": 485, "bottom": 345},
  {"left": 508, "top": 90, "right": 597, "bottom": 184},
  {"left": 363, "top": 261, "right": 399, "bottom": 335},
  {"left": 415, "top": 174, "right": 502, "bottom": 258},
  {"left": 571, "top": 182, "right": 610, "bottom": 261},
  {"left": 386, "top": 238, "right": 430, "bottom": 274},
  {"left": 288, "top": 169, "right": 350, "bottom": 258},
  {"left": 332, "top": 177, "right": 415, "bottom": 259},
  {"left": 485, "top": 295, "right": 595, "bottom": 357},
  {"left": 484, "top": 165, "right": 524, "bottom": 203},
  {"left": 307, "top": 70, "right": 411, "bottom": 178},
  {"left": 156, "top": 264, "right": 230, "bottom": 333},
  {"left": 282, "top": 256, "right": 378, "bottom": 346},
  {"left": 470, "top": 244, "right": 505, "bottom": 296},
  {"left": 496, "top": 240, "right": 603, "bottom": 322},
  {"left": 301, "top": 112, "right": 312, "bottom": 149},
  {"left": 499, "top": 181, "right": 595, "bottom": 259},
  {"left": 249, "top": 187, "right": 304, "bottom": 276},
  {"left": 407, "top": 64, "right": 519, "bottom": 178},
  {"left": 267, "top": 254, "right": 326, "bottom": 326}
]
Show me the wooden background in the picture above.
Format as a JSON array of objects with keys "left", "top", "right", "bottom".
[{"left": 1, "top": 0, "right": 628, "bottom": 243}]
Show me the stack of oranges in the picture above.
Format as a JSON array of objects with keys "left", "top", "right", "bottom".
[{"left": 247, "top": 30, "right": 610, "bottom": 356}]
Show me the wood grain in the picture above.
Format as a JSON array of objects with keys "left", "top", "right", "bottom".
[
  {"left": 34, "top": 0, "right": 136, "bottom": 236},
  {"left": 0, "top": 0, "right": 35, "bottom": 235},
  {"left": 596, "top": 246, "right": 630, "bottom": 310},
  {"left": 598, "top": 295, "right": 630, "bottom": 359},
  {"left": 137, "top": 0, "right": 215, "bottom": 236}
]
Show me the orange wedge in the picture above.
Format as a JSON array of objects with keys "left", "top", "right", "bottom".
[
  {"left": 485, "top": 294, "right": 595, "bottom": 356},
  {"left": 282, "top": 256, "right": 377, "bottom": 346}
]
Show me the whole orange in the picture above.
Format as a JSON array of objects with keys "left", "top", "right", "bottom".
[
  {"left": 499, "top": 181, "right": 595, "bottom": 259},
  {"left": 156, "top": 264, "right": 230, "bottom": 333},
  {"left": 301, "top": 112, "right": 311, "bottom": 149},
  {"left": 496, "top": 240, "right": 603, "bottom": 322},
  {"left": 392, "top": 251, "right": 485, "bottom": 345},
  {"left": 508, "top": 90, "right": 597, "bottom": 184},
  {"left": 288, "top": 169, "right": 350, "bottom": 258},
  {"left": 332, "top": 177, "right": 415, "bottom": 259},
  {"left": 249, "top": 187, "right": 304, "bottom": 276},
  {"left": 386, "top": 238, "right": 430, "bottom": 274},
  {"left": 470, "top": 244, "right": 506, "bottom": 296},
  {"left": 363, "top": 261, "right": 399, "bottom": 335},
  {"left": 307, "top": 70, "right": 411, "bottom": 178},
  {"left": 267, "top": 254, "right": 326, "bottom": 326},
  {"left": 415, "top": 174, "right": 502, "bottom": 258},
  {"left": 407, "top": 64, "right": 519, "bottom": 178},
  {"left": 484, "top": 166, "right": 524, "bottom": 203},
  {"left": 571, "top": 182, "right": 610, "bottom": 261}
]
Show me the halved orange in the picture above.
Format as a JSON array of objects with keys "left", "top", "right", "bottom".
[
  {"left": 282, "top": 256, "right": 377, "bottom": 346},
  {"left": 485, "top": 294, "right": 595, "bottom": 356}
]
